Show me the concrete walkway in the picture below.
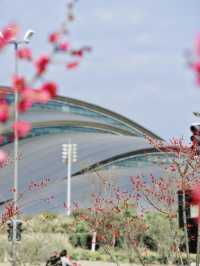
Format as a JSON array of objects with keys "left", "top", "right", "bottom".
[
  {"left": 0, "top": 262, "right": 172, "bottom": 266},
  {"left": 0, "top": 262, "right": 121, "bottom": 266},
  {"left": 80, "top": 262, "right": 137, "bottom": 266}
]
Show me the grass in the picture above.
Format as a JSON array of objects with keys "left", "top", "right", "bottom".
[{"left": 0, "top": 213, "right": 197, "bottom": 265}]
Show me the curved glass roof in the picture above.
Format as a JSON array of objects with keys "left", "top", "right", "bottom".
[
  {"left": 1, "top": 119, "right": 136, "bottom": 146},
  {"left": 6, "top": 94, "right": 141, "bottom": 135},
  {"left": 99, "top": 152, "right": 175, "bottom": 170},
  {"left": 4, "top": 89, "right": 162, "bottom": 140}
]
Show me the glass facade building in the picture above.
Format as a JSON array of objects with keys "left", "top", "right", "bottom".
[{"left": 0, "top": 87, "right": 168, "bottom": 214}]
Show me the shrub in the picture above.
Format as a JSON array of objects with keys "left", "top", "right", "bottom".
[
  {"left": 75, "top": 220, "right": 88, "bottom": 233},
  {"left": 69, "top": 234, "right": 80, "bottom": 247},
  {"left": 69, "top": 233, "right": 92, "bottom": 249},
  {"left": 143, "top": 235, "right": 157, "bottom": 251},
  {"left": 115, "top": 236, "right": 124, "bottom": 248}
]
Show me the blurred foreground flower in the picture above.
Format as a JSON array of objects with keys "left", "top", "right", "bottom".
[
  {"left": 67, "top": 61, "right": 79, "bottom": 70},
  {"left": 35, "top": 55, "right": 50, "bottom": 76},
  {"left": 0, "top": 102, "right": 9, "bottom": 123},
  {"left": 41, "top": 82, "right": 57, "bottom": 98},
  {"left": 48, "top": 32, "right": 60, "bottom": 43},
  {"left": 12, "top": 75, "right": 27, "bottom": 92},
  {"left": 12, "top": 121, "right": 31, "bottom": 138},
  {"left": 17, "top": 47, "right": 32, "bottom": 61},
  {"left": 0, "top": 24, "right": 19, "bottom": 51},
  {"left": 0, "top": 150, "right": 8, "bottom": 166}
]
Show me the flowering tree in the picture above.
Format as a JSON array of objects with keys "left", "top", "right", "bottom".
[
  {"left": 0, "top": 1, "right": 91, "bottom": 145},
  {"left": 73, "top": 140, "right": 200, "bottom": 265},
  {"left": 0, "top": 0, "right": 91, "bottom": 215},
  {"left": 72, "top": 182, "right": 149, "bottom": 266},
  {"left": 0, "top": 1, "right": 91, "bottom": 265},
  {"left": 0, "top": 0, "right": 91, "bottom": 224},
  {"left": 131, "top": 35, "right": 200, "bottom": 262}
]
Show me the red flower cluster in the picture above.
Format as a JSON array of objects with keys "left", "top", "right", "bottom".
[
  {"left": 48, "top": 32, "right": 60, "bottom": 43},
  {"left": 12, "top": 75, "right": 26, "bottom": 92},
  {"left": 70, "top": 47, "right": 92, "bottom": 57},
  {"left": 0, "top": 24, "right": 19, "bottom": 51},
  {"left": 0, "top": 102, "right": 9, "bottom": 123},
  {"left": 1, "top": 202, "right": 19, "bottom": 225},
  {"left": 17, "top": 47, "right": 32, "bottom": 60},
  {"left": 67, "top": 61, "right": 79, "bottom": 70},
  {"left": 35, "top": 55, "right": 50, "bottom": 75},
  {"left": 58, "top": 42, "right": 70, "bottom": 52},
  {"left": 42, "top": 82, "right": 57, "bottom": 98},
  {"left": 12, "top": 120, "right": 32, "bottom": 138},
  {"left": 19, "top": 82, "right": 57, "bottom": 112},
  {"left": 28, "top": 177, "right": 50, "bottom": 191},
  {"left": 18, "top": 91, "right": 34, "bottom": 112},
  {"left": 71, "top": 49, "right": 83, "bottom": 57}
]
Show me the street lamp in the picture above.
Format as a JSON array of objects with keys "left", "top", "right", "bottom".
[
  {"left": 62, "top": 142, "right": 77, "bottom": 216},
  {"left": 0, "top": 28, "right": 35, "bottom": 265},
  {"left": 4, "top": 29, "right": 35, "bottom": 266},
  {"left": 7, "top": 29, "right": 35, "bottom": 214}
]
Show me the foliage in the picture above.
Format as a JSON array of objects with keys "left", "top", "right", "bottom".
[
  {"left": 144, "top": 212, "right": 184, "bottom": 263},
  {"left": 69, "top": 233, "right": 91, "bottom": 249},
  {"left": 72, "top": 185, "right": 148, "bottom": 266},
  {"left": 0, "top": 211, "right": 196, "bottom": 264}
]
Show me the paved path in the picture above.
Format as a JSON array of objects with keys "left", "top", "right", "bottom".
[
  {"left": 80, "top": 262, "right": 135, "bottom": 266},
  {"left": 0, "top": 262, "right": 173, "bottom": 266},
  {"left": 0, "top": 262, "right": 123, "bottom": 266}
]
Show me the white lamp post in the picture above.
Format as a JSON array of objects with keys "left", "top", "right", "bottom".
[
  {"left": 62, "top": 142, "right": 77, "bottom": 216},
  {"left": 7, "top": 29, "right": 35, "bottom": 215},
  {"left": 0, "top": 29, "right": 35, "bottom": 266}
]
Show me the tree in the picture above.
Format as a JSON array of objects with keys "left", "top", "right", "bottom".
[
  {"left": 73, "top": 182, "right": 148, "bottom": 266},
  {"left": 0, "top": 0, "right": 91, "bottom": 225},
  {"left": 0, "top": 3, "right": 91, "bottom": 265}
]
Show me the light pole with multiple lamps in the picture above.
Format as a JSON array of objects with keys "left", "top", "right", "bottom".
[{"left": 62, "top": 142, "right": 77, "bottom": 216}]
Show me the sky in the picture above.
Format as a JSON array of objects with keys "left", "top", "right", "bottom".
[{"left": 0, "top": 0, "right": 200, "bottom": 141}]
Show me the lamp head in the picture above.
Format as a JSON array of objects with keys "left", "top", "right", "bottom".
[{"left": 23, "top": 29, "right": 35, "bottom": 43}]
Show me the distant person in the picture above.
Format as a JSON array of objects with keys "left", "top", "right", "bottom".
[
  {"left": 46, "top": 249, "right": 77, "bottom": 266},
  {"left": 59, "top": 249, "right": 73, "bottom": 266},
  {"left": 45, "top": 252, "right": 62, "bottom": 266}
]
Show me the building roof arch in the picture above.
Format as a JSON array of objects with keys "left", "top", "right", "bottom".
[{"left": 0, "top": 86, "right": 162, "bottom": 140}]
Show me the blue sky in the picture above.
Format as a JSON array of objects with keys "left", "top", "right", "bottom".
[{"left": 0, "top": 0, "right": 200, "bottom": 140}]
